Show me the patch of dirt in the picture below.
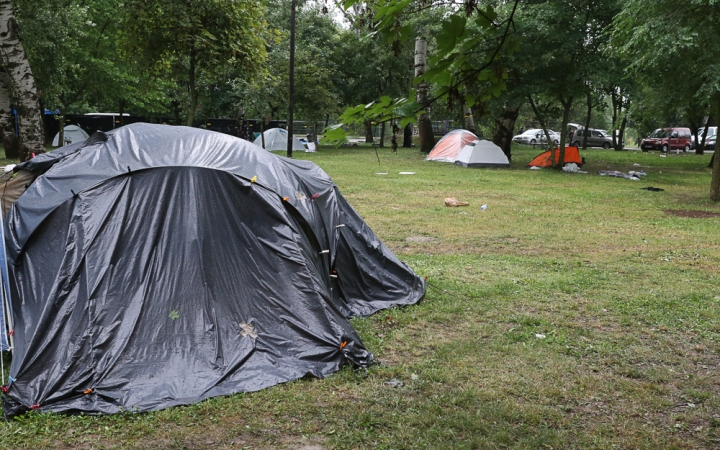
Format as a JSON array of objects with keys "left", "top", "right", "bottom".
[
  {"left": 664, "top": 209, "right": 720, "bottom": 218},
  {"left": 404, "top": 236, "right": 437, "bottom": 243}
]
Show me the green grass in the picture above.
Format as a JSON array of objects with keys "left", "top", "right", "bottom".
[{"left": 2, "top": 144, "right": 720, "bottom": 449}]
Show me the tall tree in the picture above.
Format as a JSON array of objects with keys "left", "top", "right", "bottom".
[
  {"left": 414, "top": 36, "right": 435, "bottom": 152},
  {"left": 0, "top": 0, "right": 44, "bottom": 160},
  {"left": 612, "top": 0, "right": 720, "bottom": 199},
  {"left": 120, "top": 0, "right": 268, "bottom": 126}
]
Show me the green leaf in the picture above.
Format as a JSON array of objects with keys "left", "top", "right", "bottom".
[
  {"left": 321, "top": 127, "right": 348, "bottom": 146},
  {"left": 169, "top": 310, "right": 180, "bottom": 320},
  {"left": 399, "top": 116, "right": 417, "bottom": 129},
  {"left": 436, "top": 15, "right": 467, "bottom": 54},
  {"left": 465, "top": 94, "right": 476, "bottom": 108}
]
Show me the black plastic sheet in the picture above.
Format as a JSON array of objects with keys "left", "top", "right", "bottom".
[{"left": 2, "top": 124, "right": 424, "bottom": 416}]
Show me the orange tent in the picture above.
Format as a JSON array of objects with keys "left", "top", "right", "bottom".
[
  {"left": 426, "top": 129, "right": 478, "bottom": 162},
  {"left": 528, "top": 147, "right": 582, "bottom": 167}
]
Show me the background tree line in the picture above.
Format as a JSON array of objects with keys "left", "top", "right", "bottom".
[{"left": 1, "top": 0, "right": 719, "bottom": 197}]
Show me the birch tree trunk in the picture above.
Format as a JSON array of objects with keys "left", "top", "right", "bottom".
[
  {"left": 0, "top": 64, "right": 18, "bottom": 158},
  {"left": 414, "top": 37, "right": 435, "bottom": 153},
  {"left": 0, "top": 0, "right": 44, "bottom": 161}
]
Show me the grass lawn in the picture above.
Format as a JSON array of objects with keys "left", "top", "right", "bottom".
[{"left": 2, "top": 144, "right": 720, "bottom": 449}]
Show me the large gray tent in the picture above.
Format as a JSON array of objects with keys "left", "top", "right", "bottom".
[{"left": 1, "top": 123, "right": 424, "bottom": 416}]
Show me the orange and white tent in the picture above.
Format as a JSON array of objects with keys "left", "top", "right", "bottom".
[{"left": 426, "top": 129, "right": 478, "bottom": 162}]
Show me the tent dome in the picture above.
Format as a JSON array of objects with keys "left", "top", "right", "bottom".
[
  {"left": 51, "top": 124, "right": 90, "bottom": 147},
  {"left": 454, "top": 140, "right": 510, "bottom": 168},
  {"left": 426, "top": 129, "right": 478, "bottom": 162},
  {"left": 252, "top": 127, "right": 306, "bottom": 151},
  {"left": 2, "top": 123, "right": 424, "bottom": 416}
]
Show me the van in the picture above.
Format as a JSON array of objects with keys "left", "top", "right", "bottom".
[
  {"left": 571, "top": 128, "right": 613, "bottom": 148},
  {"left": 641, "top": 128, "right": 692, "bottom": 152}
]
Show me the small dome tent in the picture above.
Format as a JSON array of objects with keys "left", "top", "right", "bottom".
[
  {"left": 528, "top": 146, "right": 583, "bottom": 168},
  {"left": 51, "top": 124, "right": 89, "bottom": 146},
  {"left": 253, "top": 127, "right": 306, "bottom": 151},
  {"left": 426, "top": 129, "right": 478, "bottom": 162},
  {"left": 1, "top": 123, "right": 425, "bottom": 416},
  {"left": 454, "top": 140, "right": 510, "bottom": 168}
]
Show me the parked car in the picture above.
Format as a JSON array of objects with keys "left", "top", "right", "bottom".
[
  {"left": 704, "top": 130, "right": 717, "bottom": 151},
  {"left": 571, "top": 128, "right": 613, "bottom": 148},
  {"left": 512, "top": 129, "right": 560, "bottom": 145},
  {"left": 691, "top": 126, "right": 717, "bottom": 149},
  {"left": 641, "top": 127, "right": 692, "bottom": 152}
]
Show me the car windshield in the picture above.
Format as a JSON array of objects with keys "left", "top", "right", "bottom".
[
  {"left": 649, "top": 129, "right": 670, "bottom": 138},
  {"left": 523, "top": 129, "right": 540, "bottom": 135}
]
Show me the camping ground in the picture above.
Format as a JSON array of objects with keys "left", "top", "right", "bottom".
[{"left": 1, "top": 143, "right": 719, "bottom": 449}]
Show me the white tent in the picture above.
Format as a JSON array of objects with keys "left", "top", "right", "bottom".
[
  {"left": 454, "top": 140, "right": 510, "bottom": 168},
  {"left": 52, "top": 125, "right": 89, "bottom": 147},
  {"left": 253, "top": 128, "right": 306, "bottom": 151}
]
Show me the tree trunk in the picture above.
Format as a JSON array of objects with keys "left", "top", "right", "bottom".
[
  {"left": 0, "top": 0, "right": 45, "bottom": 161},
  {"left": 364, "top": 119, "right": 373, "bottom": 143},
  {"left": 0, "top": 63, "right": 17, "bottom": 159},
  {"left": 698, "top": 116, "right": 711, "bottom": 155},
  {"left": 58, "top": 113, "right": 65, "bottom": 147},
  {"left": 414, "top": 36, "right": 435, "bottom": 153},
  {"left": 557, "top": 94, "right": 574, "bottom": 168},
  {"left": 528, "top": 95, "right": 552, "bottom": 150},
  {"left": 172, "top": 100, "right": 181, "bottom": 125},
  {"left": 583, "top": 91, "right": 592, "bottom": 149},
  {"left": 260, "top": 118, "right": 266, "bottom": 149},
  {"left": 711, "top": 100, "right": 720, "bottom": 200},
  {"left": 463, "top": 104, "right": 476, "bottom": 134},
  {"left": 492, "top": 105, "right": 519, "bottom": 161},
  {"left": 379, "top": 121, "right": 385, "bottom": 147},
  {"left": 403, "top": 123, "right": 412, "bottom": 148},
  {"left": 186, "top": 49, "right": 198, "bottom": 127},
  {"left": 119, "top": 99, "right": 125, "bottom": 126},
  {"left": 616, "top": 115, "right": 628, "bottom": 152}
]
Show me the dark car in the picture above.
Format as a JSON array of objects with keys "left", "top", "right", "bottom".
[
  {"left": 571, "top": 128, "right": 613, "bottom": 148},
  {"left": 641, "top": 128, "right": 692, "bottom": 152}
]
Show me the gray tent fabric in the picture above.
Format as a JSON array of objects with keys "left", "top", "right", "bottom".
[
  {"left": 1, "top": 123, "right": 424, "bottom": 416},
  {"left": 51, "top": 124, "right": 90, "bottom": 146},
  {"left": 453, "top": 140, "right": 510, "bottom": 168}
]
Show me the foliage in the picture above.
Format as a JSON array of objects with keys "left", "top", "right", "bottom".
[
  {"left": 324, "top": 0, "right": 522, "bottom": 143},
  {"left": 119, "top": 0, "right": 269, "bottom": 126},
  {"left": 233, "top": 1, "right": 341, "bottom": 125}
]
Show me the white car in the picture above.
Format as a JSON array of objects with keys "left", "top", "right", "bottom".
[
  {"left": 512, "top": 129, "right": 560, "bottom": 145},
  {"left": 692, "top": 127, "right": 717, "bottom": 149}
]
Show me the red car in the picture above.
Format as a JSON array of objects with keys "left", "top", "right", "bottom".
[{"left": 641, "top": 128, "right": 692, "bottom": 152}]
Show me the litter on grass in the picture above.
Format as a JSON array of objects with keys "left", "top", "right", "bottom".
[
  {"left": 398, "top": 172, "right": 416, "bottom": 175},
  {"left": 598, "top": 170, "right": 645, "bottom": 180},
  {"left": 375, "top": 172, "right": 388, "bottom": 175},
  {"left": 444, "top": 197, "right": 469, "bottom": 207},
  {"left": 562, "top": 163, "right": 587, "bottom": 173}
]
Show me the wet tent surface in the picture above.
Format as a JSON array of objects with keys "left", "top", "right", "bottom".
[{"left": 2, "top": 124, "right": 424, "bottom": 416}]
